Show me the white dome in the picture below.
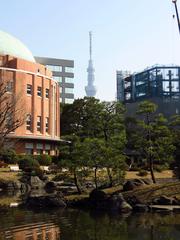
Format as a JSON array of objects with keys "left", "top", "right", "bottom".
[{"left": 0, "top": 30, "right": 35, "bottom": 62}]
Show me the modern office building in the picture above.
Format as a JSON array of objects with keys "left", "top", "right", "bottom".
[
  {"left": 35, "top": 57, "right": 74, "bottom": 104},
  {"left": 116, "top": 70, "right": 131, "bottom": 101},
  {"left": 117, "top": 65, "right": 180, "bottom": 117},
  {"left": 0, "top": 30, "right": 60, "bottom": 155}
]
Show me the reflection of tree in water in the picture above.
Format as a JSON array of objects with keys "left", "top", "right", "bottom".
[
  {"left": 61, "top": 210, "right": 180, "bottom": 240},
  {"left": 1, "top": 207, "right": 180, "bottom": 240}
]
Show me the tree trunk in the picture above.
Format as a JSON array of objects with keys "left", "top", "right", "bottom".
[
  {"left": 107, "top": 167, "right": 113, "bottom": 187},
  {"left": 94, "top": 167, "right": 98, "bottom": 189},
  {"left": 149, "top": 156, "right": 156, "bottom": 184},
  {"left": 73, "top": 169, "right": 82, "bottom": 194}
]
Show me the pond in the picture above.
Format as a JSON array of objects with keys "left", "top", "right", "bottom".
[{"left": 0, "top": 207, "right": 180, "bottom": 240}]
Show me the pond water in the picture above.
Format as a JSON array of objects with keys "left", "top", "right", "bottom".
[{"left": 0, "top": 207, "right": 180, "bottom": 240}]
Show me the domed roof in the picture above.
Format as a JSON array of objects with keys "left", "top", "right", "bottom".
[{"left": 0, "top": 30, "right": 35, "bottom": 63}]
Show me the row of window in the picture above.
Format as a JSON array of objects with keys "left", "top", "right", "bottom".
[
  {"left": 60, "top": 87, "right": 73, "bottom": 94},
  {"left": 46, "top": 65, "right": 73, "bottom": 73},
  {"left": 59, "top": 98, "right": 74, "bottom": 104},
  {"left": 47, "top": 65, "right": 62, "bottom": 72},
  {"left": 25, "top": 143, "right": 51, "bottom": 155},
  {"left": 26, "top": 115, "right": 49, "bottom": 133},
  {"left": 53, "top": 76, "right": 74, "bottom": 84},
  {"left": 27, "top": 84, "right": 49, "bottom": 98}
]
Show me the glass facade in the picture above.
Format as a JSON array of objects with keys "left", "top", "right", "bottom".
[
  {"left": 65, "top": 77, "right": 73, "bottom": 84},
  {"left": 53, "top": 76, "right": 62, "bottom": 83},
  {"left": 65, "top": 88, "right": 73, "bottom": 94},
  {"left": 120, "top": 66, "right": 180, "bottom": 102},
  {"left": 46, "top": 65, "right": 62, "bottom": 72},
  {"left": 65, "top": 66, "right": 73, "bottom": 73},
  {"left": 65, "top": 98, "right": 74, "bottom": 104}
]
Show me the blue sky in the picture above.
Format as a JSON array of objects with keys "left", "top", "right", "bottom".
[{"left": 1, "top": 0, "right": 180, "bottom": 101}]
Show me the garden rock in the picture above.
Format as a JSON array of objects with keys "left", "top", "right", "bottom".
[
  {"left": 153, "top": 195, "right": 174, "bottom": 205},
  {"left": 120, "top": 201, "right": 132, "bottom": 213},
  {"left": 133, "top": 204, "right": 149, "bottom": 212},
  {"left": 29, "top": 176, "right": 45, "bottom": 189},
  {"left": 26, "top": 193, "right": 66, "bottom": 208}
]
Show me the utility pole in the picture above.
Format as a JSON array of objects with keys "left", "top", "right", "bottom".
[{"left": 172, "top": 0, "right": 180, "bottom": 35}]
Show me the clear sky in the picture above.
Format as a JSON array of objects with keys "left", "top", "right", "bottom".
[{"left": 1, "top": 0, "right": 180, "bottom": 101}]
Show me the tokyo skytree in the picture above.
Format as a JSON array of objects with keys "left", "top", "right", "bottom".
[{"left": 85, "top": 31, "right": 97, "bottom": 97}]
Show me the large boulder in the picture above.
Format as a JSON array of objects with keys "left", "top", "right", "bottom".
[
  {"left": 133, "top": 204, "right": 149, "bottom": 212},
  {"left": 0, "top": 180, "right": 28, "bottom": 192},
  {"left": 120, "top": 201, "right": 133, "bottom": 213},
  {"left": 26, "top": 193, "right": 66, "bottom": 208},
  {"left": 108, "top": 193, "right": 125, "bottom": 211},
  {"left": 29, "top": 176, "right": 45, "bottom": 189},
  {"left": 89, "top": 189, "right": 108, "bottom": 209},
  {"left": 153, "top": 195, "right": 174, "bottom": 205},
  {"left": 45, "top": 181, "right": 57, "bottom": 190},
  {"left": 123, "top": 178, "right": 152, "bottom": 192}
]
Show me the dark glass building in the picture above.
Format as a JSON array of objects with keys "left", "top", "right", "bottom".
[{"left": 117, "top": 65, "right": 180, "bottom": 117}]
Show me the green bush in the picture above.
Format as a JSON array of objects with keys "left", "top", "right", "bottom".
[
  {"left": 0, "top": 149, "right": 19, "bottom": 164},
  {"left": 138, "top": 169, "right": 148, "bottom": 177},
  {"left": 154, "top": 164, "right": 169, "bottom": 173},
  {"left": 35, "top": 154, "right": 52, "bottom": 166},
  {"left": 18, "top": 155, "right": 40, "bottom": 171}
]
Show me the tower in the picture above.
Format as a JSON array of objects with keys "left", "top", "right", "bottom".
[{"left": 85, "top": 31, "right": 97, "bottom": 97}]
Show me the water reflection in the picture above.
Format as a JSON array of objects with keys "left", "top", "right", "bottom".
[
  {"left": 0, "top": 222, "right": 60, "bottom": 240},
  {"left": 0, "top": 207, "right": 180, "bottom": 240}
]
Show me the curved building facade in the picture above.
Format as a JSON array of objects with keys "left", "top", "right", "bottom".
[{"left": 0, "top": 31, "right": 60, "bottom": 155}]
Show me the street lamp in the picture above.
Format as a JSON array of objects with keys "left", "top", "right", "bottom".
[{"left": 172, "top": 0, "right": 180, "bottom": 36}]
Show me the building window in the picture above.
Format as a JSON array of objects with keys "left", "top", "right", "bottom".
[
  {"left": 65, "top": 98, "right": 74, "bottom": 104},
  {"left": 36, "top": 143, "right": 43, "bottom": 155},
  {"left": 6, "top": 113, "right": 13, "bottom": 130},
  {"left": 60, "top": 97, "right": 62, "bottom": 102},
  {"left": 25, "top": 143, "right": 33, "bottom": 154},
  {"left": 46, "top": 65, "right": 62, "bottom": 72},
  {"left": 45, "top": 117, "right": 49, "bottom": 133},
  {"left": 25, "top": 148, "right": 33, "bottom": 154},
  {"left": 65, "top": 88, "right": 73, "bottom": 94},
  {"left": 27, "top": 84, "right": 32, "bottom": 95},
  {"left": 37, "top": 116, "right": 41, "bottom": 132},
  {"left": 26, "top": 114, "right": 32, "bottom": 131},
  {"left": 53, "top": 76, "right": 62, "bottom": 83},
  {"left": 6, "top": 81, "right": 13, "bottom": 92},
  {"left": 65, "top": 67, "right": 73, "bottom": 73},
  {"left": 60, "top": 87, "right": 62, "bottom": 93},
  {"left": 46, "top": 89, "right": 49, "bottom": 98},
  {"left": 36, "top": 149, "right": 43, "bottom": 155},
  {"left": 37, "top": 86, "right": 42, "bottom": 97},
  {"left": 65, "top": 77, "right": 73, "bottom": 84},
  {"left": 45, "top": 150, "right": 50, "bottom": 155}
]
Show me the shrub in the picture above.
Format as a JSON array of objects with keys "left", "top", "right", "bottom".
[
  {"left": 35, "top": 154, "right": 52, "bottom": 166},
  {"left": 138, "top": 169, "right": 148, "bottom": 177},
  {"left": 154, "top": 164, "right": 169, "bottom": 173},
  {"left": 18, "top": 155, "right": 40, "bottom": 172},
  {"left": 0, "top": 149, "right": 19, "bottom": 164}
]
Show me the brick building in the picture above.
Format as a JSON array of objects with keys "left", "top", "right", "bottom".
[{"left": 0, "top": 30, "right": 60, "bottom": 155}]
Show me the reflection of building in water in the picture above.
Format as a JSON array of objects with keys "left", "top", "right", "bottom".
[{"left": 0, "top": 222, "right": 60, "bottom": 240}]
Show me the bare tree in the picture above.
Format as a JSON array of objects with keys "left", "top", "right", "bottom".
[{"left": 0, "top": 71, "right": 26, "bottom": 149}]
